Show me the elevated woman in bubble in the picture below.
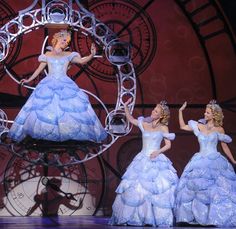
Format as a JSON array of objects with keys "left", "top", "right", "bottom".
[{"left": 8, "top": 30, "right": 107, "bottom": 142}]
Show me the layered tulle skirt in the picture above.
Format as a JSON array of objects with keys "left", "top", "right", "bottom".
[
  {"left": 109, "top": 152, "right": 178, "bottom": 226},
  {"left": 8, "top": 75, "right": 107, "bottom": 142},
  {"left": 175, "top": 151, "right": 236, "bottom": 227}
]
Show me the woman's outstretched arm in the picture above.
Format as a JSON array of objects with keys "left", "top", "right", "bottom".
[
  {"left": 21, "top": 62, "right": 47, "bottom": 84},
  {"left": 71, "top": 43, "right": 96, "bottom": 65},
  {"left": 179, "top": 101, "right": 192, "bottom": 131},
  {"left": 124, "top": 98, "right": 138, "bottom": 126}
]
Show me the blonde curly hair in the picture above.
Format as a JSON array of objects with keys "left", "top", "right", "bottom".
[
  {"left": 51, "top": 30, "right": 71, "bottom": 48},
  {"left": 158, "top": 101, "right": 170, "bottom": 126},
  {"left": 206, "top": 100, "right": 224, "bottom": 127}
]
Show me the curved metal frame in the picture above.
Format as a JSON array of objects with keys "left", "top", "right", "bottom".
[{"left": 0, "top": 0, "right": 137, "bottom": 165}]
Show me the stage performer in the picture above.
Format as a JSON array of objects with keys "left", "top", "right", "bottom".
[
  {"left": 8, "top": 30, "right": 107, "bottom": 142},
  {"left": 175, "top": 100, "right": 236, "bottom": 227},
  {"left": 109, "top": 98, "right": 178, "bottom": 227}
]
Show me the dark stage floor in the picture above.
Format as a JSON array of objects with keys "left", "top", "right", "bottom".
[{"left": 0, "top": 215, "right": 226, "bottom": 229}]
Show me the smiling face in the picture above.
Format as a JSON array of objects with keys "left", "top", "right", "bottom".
[
  {"left": 52, "top": 30, "right": 71, "bottom": 49},
  {"left": 57, "top": 34, "right": 70, "bottom": 49},
  {"left": 204, "top": 107, "right": 213, "bottom": 122},
  {"left": 206, "top": 102, "right": 224, "bottom": 127},
  {"left": 150, "top": 105, "right": 162, "bottom": 120}
]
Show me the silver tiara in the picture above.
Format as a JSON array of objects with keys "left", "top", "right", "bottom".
[
  {"left": 208, "top": 100, "right": 221, "bottom": 111},
  {"left": 58, "top": 30, "right": 70, "bottom": 37},
  {"left": 209, "top": 100, "right": 217, "bottom": 105},
  {"left": 159, "top": 100, "right": 169, "bottom": 112}
]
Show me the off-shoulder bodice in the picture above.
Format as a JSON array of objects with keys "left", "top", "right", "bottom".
[
  {"left": 38, "top": 52, "right": 79, "bottom": 79},
  {"left": 138, "top": 117, "right": 175, "bottom": 156},
  {"left": 188, "top": 120, "right": 232, "bottom": 154}
]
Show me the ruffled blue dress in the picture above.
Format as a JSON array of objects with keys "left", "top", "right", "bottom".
[
  {"left": 8, "top": 52, "right": 107, "bottom": 142},
  {"left": 175, "top": 120, "right": 236, "bottom": 227},
  {"left": 109, "top": 117, "right": 179, "bottom": 226}
]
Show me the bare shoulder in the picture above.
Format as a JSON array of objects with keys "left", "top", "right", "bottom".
[
  {"left": 217, "top": 126, "right": 225, "bottom": 134},
  {"left": 45, "top": 51, "right": 52, "bottom": 56},
  {"left": 161, "top": 125, "right": 169, "bottom": 133},
  {"left": 142, "top": 121, "right": 149, "bottom": 129},
  {"left": 64, "top": 51, "right": 72, "bottom": 55},
  {"left": 197, "top": 123, "right": 205, "bottom": 131}
]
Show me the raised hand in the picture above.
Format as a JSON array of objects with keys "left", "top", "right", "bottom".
[
  {"left": 20, "top": 78, "right": 30, "bottom": 84},
  {"left": 150, "top": 151, "right": 159, "bottom": 159},
  {"left": 179, "top": 101, "right": 187, "bottom": 112},
  {"left": 90, "top": 43, "right": 96, "bottom": 56},
  {"left": 124, "top": 98, "right": 133, "bottom": 107}
]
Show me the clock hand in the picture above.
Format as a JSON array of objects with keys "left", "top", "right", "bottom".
[
  {"left": 64, "top": 193, "right": 77, "bottom": 201},
  {"left": 43, "top": 177, "right": 77, "bottom": 201},
  {"left": 48, "top": 181, "right": 77, "bottom": 200}
]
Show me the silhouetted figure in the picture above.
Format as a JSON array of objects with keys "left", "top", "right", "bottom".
[{"left": 26, "top": 177, "right": 82, "bottom": 216}]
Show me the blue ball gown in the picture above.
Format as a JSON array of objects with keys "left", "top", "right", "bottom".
[
  {"left": 8, "top": 52, "right": 107, "bottom": 142},
  {"left": 109, "top": 117, "right": 179, "bottom": 226},
  {"left": 175, "top": 120, "right": 236, "bottom": 227}
]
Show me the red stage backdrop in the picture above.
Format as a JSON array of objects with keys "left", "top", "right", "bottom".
[{"left": 0, "top": 0, "right": 235, "bottom": 216}]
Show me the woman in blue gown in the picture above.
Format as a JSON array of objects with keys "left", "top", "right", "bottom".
[
  {"left": 109, "top": 98, "right": 179, "bottom": 227},
  {"left": 8, "top": 30, "right": 107, "bottom": 142},
  {"left": 175, "top": 101, "right": 236, "bottom": 227}
]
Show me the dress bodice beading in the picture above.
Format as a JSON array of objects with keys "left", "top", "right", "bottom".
[
  {"left": 138, "top": 117, "right": 175, "bottom": 156},
  {"left": 38, "top": 52, "right": 79, "bottom": 79},
  {"left": 188, "top": 120, "right": 232, "bottom": 154}
]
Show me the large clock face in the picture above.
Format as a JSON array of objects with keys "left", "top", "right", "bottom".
[
  {"left": 74, "top": 0, "right": 157, "bottom": 81},
  {"left": 0, "top": 1, "right": 139, "bottom": 216},
  {"left": 2, "top": 156, "right": 105, "bottom": 216}
]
